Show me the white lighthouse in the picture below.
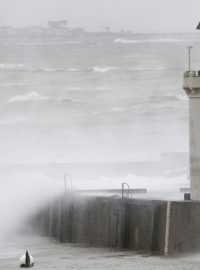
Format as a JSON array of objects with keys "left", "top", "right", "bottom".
[{"left": 183, "top": 70, "right": 200, "bottom": 200}]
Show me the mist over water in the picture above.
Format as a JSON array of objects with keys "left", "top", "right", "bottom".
[
  {"left": 0, "top": 31, "right": 196, "bottom": 245},
  {"left": 0, "top": 169, "right": 63, "bottom": 242},
  {"left": 0, "top": 32, "right": 193, "bottom": 163}
]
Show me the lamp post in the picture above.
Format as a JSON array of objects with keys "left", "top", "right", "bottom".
[
  {"left": 187, "top": 46, "right": 193, "bottom": 71},
  {"left": 121, "top": 182, "right": 130, "bottom": 198},
  {"left": 64, "top": 173, "right": 72, "bottom": 192}
]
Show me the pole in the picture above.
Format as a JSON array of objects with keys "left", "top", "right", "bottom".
[
  {"left": 121, "top": 182, "right": 130, "bottom": 198},
  {"left": 188, "top": 46, "right": 193, "bottom": 71},
  {"left": 64, "top": 174, "right": 66, "bottom": 192},
  {"left": 64, "top": 173, "right": 72, "bottom": 192}
]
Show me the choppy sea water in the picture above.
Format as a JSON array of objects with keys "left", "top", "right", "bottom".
[
  {"left": 1, "top": 32, "right": 200, "bottom": 165},
  {"left": 1, "top": 32, "right": 200, "bottom": 268},
  {"left": 0, "top": 32, "right": 198, "bottom": 234},
  {"left": 1, "top": 235, "right": 200, "bottom": 270}
]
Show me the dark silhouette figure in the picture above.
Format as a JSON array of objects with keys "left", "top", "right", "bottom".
[
  {"left": 25, "top": 251, "right": 30, "bottom": 267},
  {"left": 20, "top": 250, "right": 34, "bottom": 268}
]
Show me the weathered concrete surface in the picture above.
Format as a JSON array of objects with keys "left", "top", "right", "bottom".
[
  {"left": 183, "top": 71, "right": 200, "bottom": 200},
  {"left": 32, "top": 195, "right": 200, "bottom": 254},
  {"left": 31, "top": 196, "right": 200, "bottom": 255},
  {"left": 30, "top": 195, "right": 168, "bottom": 253},
  {"left": 73, "top": 197, "right": 122, "bottom": 247},
  {"left": 122, "top": 199, "right": 166, "bottom": 252},
  {"left": 168, "top": 201, "right": 200, "bottom": 254}
]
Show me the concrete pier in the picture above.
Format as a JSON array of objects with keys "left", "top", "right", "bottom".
[
  {"left": 30, "top": 195, "right": 200, "bottom": 255},
  {"left": 183, "top": 71, "right": 200, "bottom": 200}
]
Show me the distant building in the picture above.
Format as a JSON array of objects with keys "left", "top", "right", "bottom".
[{"left": 48, "top": 20, "right": 67, "bottom": 28}]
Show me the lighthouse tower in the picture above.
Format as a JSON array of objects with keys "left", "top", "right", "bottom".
[{"left": 183, "top": 70, "right": 200, "bottom": 200}]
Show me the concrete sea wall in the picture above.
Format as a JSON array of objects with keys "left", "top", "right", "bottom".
[
  {"left": 30, "top": 195, "right": 200, "bottom": 255},
  {"left": 31, "top": 195, "right": 166, "bottom": 253}
]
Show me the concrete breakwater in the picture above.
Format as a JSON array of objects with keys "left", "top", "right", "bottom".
[{"left": 30, "top": 195, "right": 200, "bottom": 255}]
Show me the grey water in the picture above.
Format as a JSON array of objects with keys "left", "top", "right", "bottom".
[
  {"left": 0, "top": 32, "right": 196, "bottom": 190},
  {"left": 0, "top": 32, "right": 197, "bottom": 166},
  {"left": 0, "top": 31, "right": 199, "bottom": 266}
]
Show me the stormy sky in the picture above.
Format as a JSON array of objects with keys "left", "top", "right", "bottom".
[{"left": 0, "top": 0, "right": 199, "bottom": 32}]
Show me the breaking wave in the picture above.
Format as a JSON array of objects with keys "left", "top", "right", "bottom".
[
  {"left": 0, "top": 63, "right": 25, "bottom": 71},
  {"left": 7, "top": 91, "right": 81, "bottom": 104},
  {"left": 0, "top": 63, "right": 80, "bottom": 73},
  {"left": 43, "top": 68, "right": 79, "bottom": 73},
  {"left": 150, "top": 94, "right": 187, "bottom": 102},
  {"left": 114, "top": 38, "right": 186, "bottom": 44},
  {"left": 92, "top": 66, "right": 119, "bottom": 73},
  {"left": 0, "top": 64, "right": 174, "bottom": 74},
  {"left": 7, "top": 92, "right": 50, "bottom": 103},
  {"left": 128, "top": 67, "right": 168, "bottom": 71}
]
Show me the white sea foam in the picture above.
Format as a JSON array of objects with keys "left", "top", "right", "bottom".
[
  {"left": 128, "top": 67, "right": 169, "bottom": 71},
  {"left": 7, "top": 91, "right": 80, "bottom": 104},
  {"left": 7, "top": 91, "right": 50, "bottom": 103},
  {"left": 0, "top": 63, "right": 25, "bottom": 71},
  {"left": 67, "top": 68, "right": 80, "bottom": 72},
  {"left": 164, "top": 94, "right": 187, "bottom": 102},
  {"left": 176, "top": 95, "right": 187, "bottom": 101},
  {"left": 150, "top": 94, "right": 187, "bottom": 102},
  {"left": 43, "top": 67, "right": 79, "bottom": 73},
  {"left": 0, "top": 64, "right": 80, "bottom": 73},
  {"left": 73, "top": 172, "right": 188, "bottom": 200},
  {"left": 114, "top": 38, "right": 186, "bottom": 44},
  {"left": 65, "top": 86, "right": 114, "bottom": 91},
  {"left": 93, "top": 66, "right": 119, "bottom": 73}
]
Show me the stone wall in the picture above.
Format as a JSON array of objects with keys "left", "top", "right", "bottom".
[
  {"left": 30, "top": 195, "right": 167, "bottom": 253},
  {"left": 122, "top": 199, "right": 166, "bottom": 252},
  {"left": 168, "top": 201, "right": 200, "bottom": 254},
  {"left": 30, "top": 196, "right": 200, "bottom": 255}
]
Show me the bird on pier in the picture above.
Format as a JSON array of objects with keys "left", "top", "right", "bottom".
[{"left": 19, "top": 251, "right": 34, "bottom": 268}]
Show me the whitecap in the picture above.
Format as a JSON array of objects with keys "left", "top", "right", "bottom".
[
  {"left": 0, "top": 64, "right": 80, "bottom": 73},
  {"left": 176, "top": 95, "right": 187, "bottom": 101},
  {"left": 43, "top": 67, "right": 79, "bottom": 73},
  {"left": 0, "top": 63, "right": 25, "bottom": 71},
  {"left": 128, "top": 67, "right": 168, "bottom": 71},
  {"left": 93, "top": 66, "right": 119, "bottom": 73},
  {"left": 7, "top": 91, "right": 81, "bottom": 104},
  {"left": 114, "top": 38, "right": 186, "bottom": 44},
  {"left": 150, "top": 94, "right": 187, "bottom": 102},
  {"left": 7, "top": 91, "right": 50, "bottom": 103},
  {"left": 67, "top": 68, "right": 79, "bottom": 72}
]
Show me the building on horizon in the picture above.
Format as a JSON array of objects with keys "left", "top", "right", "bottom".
[{"left": 48, "top": 20, "right": 67, "bottom": 28}]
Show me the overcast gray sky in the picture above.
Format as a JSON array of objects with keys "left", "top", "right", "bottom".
[{"left": 0, "top": 0, "right": 199, "bottom": 32}]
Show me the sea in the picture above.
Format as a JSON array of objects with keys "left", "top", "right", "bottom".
[
  {"left": 0, "top": 31, "right": 197, "bottom": 165},
  {"left": 0, "top": 29, "right": 200, "bottom": 269}
]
